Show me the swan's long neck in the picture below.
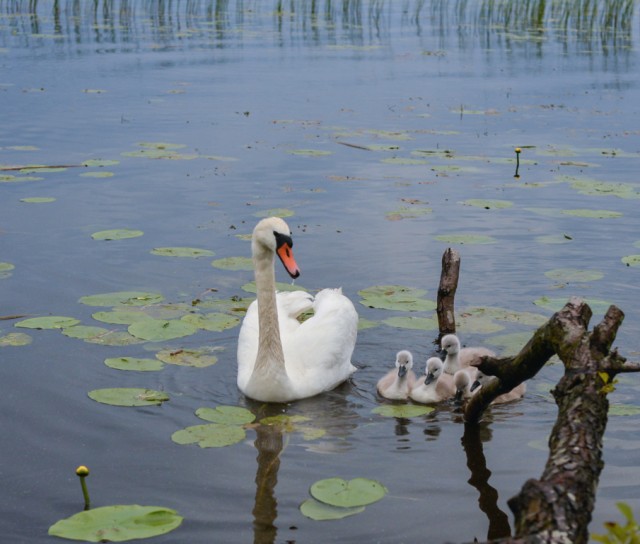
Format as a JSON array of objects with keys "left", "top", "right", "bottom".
[
  {"left": 443, "top": 352, "right": 459, "bottom": 375},
  {"left": 253, "top": 246, "right": 286, "bottom": 373}
]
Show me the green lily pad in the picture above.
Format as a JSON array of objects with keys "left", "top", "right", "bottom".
[
  {"left": 300, "top": 499, "right": 365, "bottom": 521},
  {"left": 195, "top": 406, "right": 256, "bottom": 425},
  {"left": 372, "top": 405, "right": 434, "bottom": 418},
  {"left": 80, "top": 171, "right": 114, "bottom": 178},
  {"left": 260, "top": 414, "right": 310, "bottom": 429},
  {"left": 62, "top": 325, "right": 110, "bottom": 340},
  {"left": 381, "top": 157, "right": 428, "bottom": 165},
  {"left": 544, "top": 268, "right": 604, "bottom": 282},
  {"left": 156, "top": 348, "right": 218, "bottom": 367},
  {"left": 358, "top": 285, "right": 435, "bottom": 312},
  {"left": 385, "top": 206, "right": 432, "bottom": 221},
  {"left": 461, "top": 199, "right": 513, "bottom": 209},
  {"left": 310, "top": 478, "right": 388, "bottom": 508},
  {"left": 0, "top": 332, "right": 32, "bottom": 346},
  {"left": 287, "top": 149, "right": 332, "bottom": 156},
  {"left": 150, "top": 247, "right": 215, "bottom": 258},
  {"left": 195, "top": 297, "right": 253, "bottom": 314},
  {"left": 0, "top": 262, "right": 15, "bottom": 273},
  {"left": 79, "top": 291, "right": 164, "bottom": 307},
  {"left": 357, "top": 318, "right": 379, "bottom": 330},
  {"left": 20, "top": 197, "right": 55, "bottom": 203},
  {"left": 253, "top": 208, "right": 295, "bottom": 218},
  {"left": 462, "top": 306, "right": 547, "bottom": 326},
  {"left": 382, "top": 316, "right": 439, "bottom": 330},
  {"left": 15, "top": 316, "right": 80, "bottom": 329},
  {"left": 561, "top": 209, "right": 623, "bottom": 219},
  {"left": 104, "top": 357, "right": 165, "bottom": 372},
  {"left": 181, "top": 312, "right": 240, "bottom": 332},
  {"left": 485, "top": 332, "right": 536, "bottom": 356},
  {"left": 86, "top": 331, "right": 144, "bottom": 346},
  {"left": 609, "top": 404, "right": 640, "bottom": 416},
  {"left": 82, "top": 159, "right": 120, "bottom": 167},
  {"left": 171, "top": 423, "right": 245, "bottom": 448},
  {"left": 88, "top": 388, "right": 169, "bottom": 407},
  {"left": 622, "top": 255, "right": 640, "bottom": 267},
  {"left": 533, "top": 296, "right": 612, "bottom": 314},
  {"left": 92, "top": 310, "right": 153, "bottom": 325},
  {"left": 456, "top": 314, "right": 505, "bottom": 334},
  {"left": 434, "top": 234, "right": 497, "bottom": 245},
  {"left": 211, "top": 256, "right": 254, "bottom": 270},
  {"left": 48, "top": 504, "right": 183, "bottom": 542},
  {"left": 568, "top": 178, "right": 640, "bottom": 199},
  {"left": 128, "top": 319, "right": 198, "bottom": 342},
  {"left": 91, "top": 229, "right": 144, "bottom": 241}
]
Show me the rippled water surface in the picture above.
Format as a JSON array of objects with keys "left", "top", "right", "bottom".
[{"left": 2, "top": 1, "right": 640, "bottom": 542}]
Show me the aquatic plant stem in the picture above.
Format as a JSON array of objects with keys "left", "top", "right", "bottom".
[{"left": 76, "top": 466, "right": 90, "bottom": 510}]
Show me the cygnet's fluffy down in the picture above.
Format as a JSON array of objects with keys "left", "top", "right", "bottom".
[
  {"left": 440, "top": 334, "right": 494, "bottom": 376},
  {"left": 471, "top": 371, "right": 526, "bottom": 404},
  {"left": 453, "top": 368, "right": 478, "bottom": 402},
  {"left": 377, "top": 350, "right": 417, "bottom": 400},
  {"left": 409, "top": 357, "right": 455, "bottom": 404}
]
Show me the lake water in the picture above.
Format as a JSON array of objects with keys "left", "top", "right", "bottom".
[{"left": 1, "top": 1, "right": 640, "bottom": 542}]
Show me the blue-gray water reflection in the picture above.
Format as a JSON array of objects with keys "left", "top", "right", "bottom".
[{"left": 1, "top": 1, "right": 640, "bottom": 542}]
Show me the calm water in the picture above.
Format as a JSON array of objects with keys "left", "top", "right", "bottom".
[{"left": 2, "top": 1, "right": 640, "bottom": 542}]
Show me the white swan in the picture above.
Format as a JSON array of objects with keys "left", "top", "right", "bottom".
[
  {"left": 237, "top": 217, "right": 358, "bottom": 403},
  {"left": 440, "top": 334, "right": 493, "bottom": 377},
  {"left": 470, "top": 371, "right": 526, "bottom": 404},
  {"left": 409, "top": 357, "right": 455, "bottom": 404},
  {"left": 377, "top": 350, "right": 417, "bottom": 400},
  {"left": 453, "top": 369, "right": 477, "bottom": 402}
]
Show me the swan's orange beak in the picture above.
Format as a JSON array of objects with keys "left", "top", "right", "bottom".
[{"left": 276, "top": 241, "right": 301, "bottom": 279}]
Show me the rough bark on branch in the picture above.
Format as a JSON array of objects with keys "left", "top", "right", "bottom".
[
  {"left": 462, "top": 297, "right": 640, "bottom": 543},
  {"left": 436, "top": 248, "right": 460, "bottom": 343}
]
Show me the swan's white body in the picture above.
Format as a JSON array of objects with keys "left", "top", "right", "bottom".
[
  {"left": 409, "top": 357, "right": 455, "bottom": 404},
  {"left": 237, "top": 217, "right": 358, "bottom": 403},
  {"left": 441, "top": 334, "right": 493, "bottom": 378},
  {"left": 453, "top": 368, "right": 477, "bottom": 401},
  {"left": 471, "top": 371, "right": 526, "bottom": 404},
  {"left": 377, "top": 350, "right": 417, "bottom": 400}
]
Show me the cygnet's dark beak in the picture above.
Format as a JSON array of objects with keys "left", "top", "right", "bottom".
[
  {"left": 470, "top": 380, "right": 481, "bottom": 392},
  {"left": 454, "top": 389, "right": 463, "bottom": 402},
  {"left": 424, "top": 372, "right": 436, "bottom": 385},
  {"left": 397, "top": 365, "right": 407, "bottom": 378}
]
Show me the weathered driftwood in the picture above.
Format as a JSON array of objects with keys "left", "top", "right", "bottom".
[
  {"left": 436, "top": 247, "right": 460, "bottom": 343},
  {"left": 462, "top": 297, "right": 640, "bottom": 543}
]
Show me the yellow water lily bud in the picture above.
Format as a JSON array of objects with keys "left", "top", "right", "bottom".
[
  {"left": 76, "top": 465, "right": 90, "bottom": 477},
  {"left": 515, "top": 147, "right": 522, "bottom": 153}
]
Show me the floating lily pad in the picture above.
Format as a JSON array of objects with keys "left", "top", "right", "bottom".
[
  {"left": 62, "top": 325, "right": 110, "bottom": 340},
  {"left": 181, "top": 313, "right": 240, "bottom": 332},
  {"left": 171, "top": 423, "right": 245, "bottom": 448},
  {"left": 15, "top": 316, "right": 80, "bottom": 329},
  {"left": 381, "top": 157, "right": 428, "bottom": 165},
  {"left": 211, "top": 256, "right": 254, "bottom": 270},
  {"left": 0, "top": 262, "right": 15, "bottom": 278},
  {"left": 92, "top": 310, "right": 153, "bottom": 325},
  {"left": 80, "top": 171, "right": 114, "bottom": 178},
  {"left": 310, "top": 478, "right": 388, "bottom": 508},
  {"left": 357, "top": 318, "right": 379, "bottom": 330},
  {"left": 91, "top": 229, "right": 144, "bottom": 241},
  {"left": 372, "top": 405, "right": 434, "bottom": 418},
  {"left": 385, "top": 206, "right": 432, "bottom": 221},
  {"left": 150, "top": 247, "right": 214, "bottom": 258},
  {"left": 567, "top": 178, "right": 640, "bottom": 199},
  {"left": 253, "top": 208, "right": 295, "bottom": 218},
  {"left": 358, "top": 285, "right": 435, "bottom": 312},
  {"left": 88, "top": 388, "right": 169, "bottom": 407},
  {"left": 434, "top": 234, "right": 496, "bottom": 245},
  {"left": 0, "top": 332, "right": 32, "bottom": 346},
  {"left": 260, "top": 414, "right": 310, "bottom": 430},
  {"left": 195, "top": 297, "right": 253, "bottom": 314},
  {"left": 128, "top": 319, "right": 198, "bottom": 342},
  {"left": 195, "top": 405, "right": 256, "bottom": 425},
  {"left": 561, "top": 209, "right": 623, "bottom": 219},
  {"left": 462, "top": 307, "right": 548, "bottom": 326},
  {"left": 156, "top": 348, "right": 218, "bottom": 367},
  {"left": 622, "top": 255, "right": 640, "bottom": 267},
  {"left": 20, "top": 197, "right": 55, "bottom": 203},
  {"left": 544, "top": 268, "right": 604, "bottom": 282},
  {"left": 79, "top": 291, "right": 164, "bottom": 307},
  {"left": 533, "top": 296, "right": 612, "bottom": 314},
  {"left": 87, "top": 331, "right": 144, "bottom": 346},
  {"left": 609, "top": 404, "right": 640, "bottom": 416},
  {"left": 82, "top": 159, "right": 120, "bottom": 167},
  {"left": 382, "top": 316, "right": 438, "bottom": 330},
  {"left": 287, "top": 149, "right": 332, "bottom": 156},
  {"left": 104, "top": 357, "right": 165, "bottom": 372},
  {"left": 48, "top": 504, "right": 183, "bottom": 542},
  {"left": 300, "top": 499, "right": 365, "bottom": 521},
  {"left": 461, "top": 199, "right": 513, "bottom": 209},
  {"left": 456, "top": 314, "right": 505, "bottom": 334},
  {"left": 485, "top": 332, "right": 536, "bottom": 356}
]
